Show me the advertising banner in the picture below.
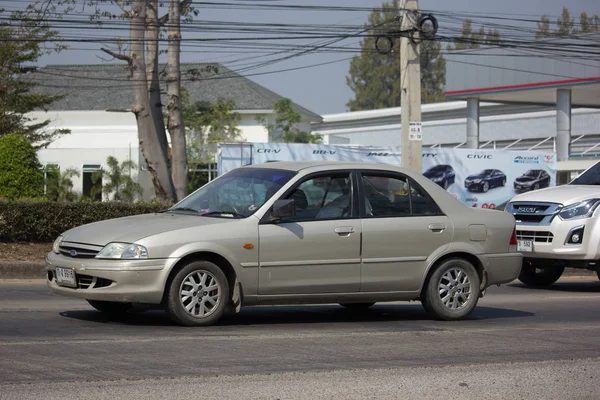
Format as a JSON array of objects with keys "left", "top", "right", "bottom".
[{"left": 217, "top": 143, "right": 556, "bottom": 209}]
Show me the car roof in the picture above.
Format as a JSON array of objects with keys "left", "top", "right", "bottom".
[{"left": 241, "top": 160, "right": 409, "bottom": 173}]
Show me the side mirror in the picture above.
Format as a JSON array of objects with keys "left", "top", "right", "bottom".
[{"left": 272, "top": 199, "right": 296, "bottom": 220}]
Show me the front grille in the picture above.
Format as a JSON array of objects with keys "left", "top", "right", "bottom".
[
  {"left": 59, "top": 242, "right": 103, "bottom": 259},
  {"left": 517, "top": 230, "right": 554, "bottom": 243},
  {"left": 77, "top": 274, "right": 113, "bottom": 289},
  {"left": 506, "top": 202, "right": 562, "bottom": 226}
]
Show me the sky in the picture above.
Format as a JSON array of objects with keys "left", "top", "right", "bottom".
[{"left": 4, "top": 0, "right": 600, "bottom": 116}]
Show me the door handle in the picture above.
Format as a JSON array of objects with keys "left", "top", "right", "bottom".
[
  {"left": 334, "top": 226, "right": 355, "bottom": 236},
  {"left": 428, "top": 223, "right": 445, "bottom": 233}
]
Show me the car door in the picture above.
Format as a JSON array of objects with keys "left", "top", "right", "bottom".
[
  {"left": 258, "top": 171, "right": 361, "bottom": 295},
  {"left": 359, "top": 171, "right": 453, "bottom": 292}
]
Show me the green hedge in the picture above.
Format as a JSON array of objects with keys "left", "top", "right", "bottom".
[{"left": 0, "top": 201, "right": 165, "bottom": 243}]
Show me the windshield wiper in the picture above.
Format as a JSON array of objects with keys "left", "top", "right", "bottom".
[
  {"left": 201, "top": 211, "right": 246, "bottom": 218},
  {"left": 163, "top": 207, "right": 199, "bottom": 213}
]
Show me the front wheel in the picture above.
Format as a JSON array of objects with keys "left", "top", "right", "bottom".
[
  {"left": 87, "top": 300, "right": 133, "bottom": 315},
  {"left": 482, "top": 181, "right": 489, "bottom": 193},
  {"left": 422, "top": 258, "right": 480, "bottom": 321},
  {"left": 518, "top": 263, "right": 564, "bottom": 287},
  {"left": 339, "top": 302, "right": 375, "bottom": 309},
  {"left": 501, "top": 178, "right": 506, "bottom": 186},
  {"left": 166, "top": 261, "right": 230, "bottom": 326}
]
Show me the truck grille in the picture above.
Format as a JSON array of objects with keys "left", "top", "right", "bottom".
[
  {"left": 59, "top": 242, "right": 103, "bottom": 259},
  {"left": 505, "top": 202, "right": 562, "bottom": 226},
  {"left": 517, "top": 230, "right": 554, "bottom": 243}
]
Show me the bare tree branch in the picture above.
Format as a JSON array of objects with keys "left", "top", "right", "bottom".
[
  {"left": 113, "top": 0, "right": 131, "bottom": 17},
  {"left": 100, "top": 47, "right": 132, "bottom": 63},
  {"left": 159, "top": 0, "right": 192, "bottom": 26}
]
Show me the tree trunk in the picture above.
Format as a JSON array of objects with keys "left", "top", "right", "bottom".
[
  {"left": 166, "top": 0, "right": 188, "bottom": 201},
  {"left": 146, "top": 0, "right": 170, "bottom": 165},
  {"left": 130, "top": 0, "right": 175, "bottom": 203}
]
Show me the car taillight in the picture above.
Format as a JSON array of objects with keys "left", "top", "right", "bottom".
[{"left": 510, "top": 226, "right": 518, "bottom": 246}]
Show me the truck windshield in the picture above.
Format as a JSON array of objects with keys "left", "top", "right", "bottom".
[{"left": 570, "top": 162, "right": 600, "bottom": 185}]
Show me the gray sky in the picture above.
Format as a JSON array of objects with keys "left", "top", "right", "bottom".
[{"left": 11, "top": 0, "right": 600, "bottom": 115}]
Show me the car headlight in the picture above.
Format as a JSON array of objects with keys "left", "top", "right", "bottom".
[
  {"left": 558, "top": 199, "right": 600, "bottom": 220},
  {"left": 431, "top": 176, "right": 443, "bottom": 181},
  {"left": 471, "top": 179, "right": 482, "bottom": 183},
  {"left": 52, "top": 235, "right": 63, "bottom": 254},
  {"left": 95, "top": 243, "right": 148, "bottom": 259}
]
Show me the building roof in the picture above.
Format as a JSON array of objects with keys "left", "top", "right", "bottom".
[{"left": 29, "top": 63, "right": 322, "bottom": 122}]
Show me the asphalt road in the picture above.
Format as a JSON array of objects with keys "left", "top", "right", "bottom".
[{"left": 1, "top": 278, "right": 599, "bottom": 399}]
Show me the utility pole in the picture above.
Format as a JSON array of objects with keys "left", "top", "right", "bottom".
[{"left": 400, "top": 0, "right": 422, "bottom": 173}]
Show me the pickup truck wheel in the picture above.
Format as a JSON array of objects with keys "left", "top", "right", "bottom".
[
  {"left": 518, "top": 263, "right": 564, "bottom": 287},
  {"left": 87, "top": 300, "right": 133, "bottom": 315},
  {"left": 166, "top": 261, "right": 229, "bottom": 327},
  {"left": 339, "top": 302, "right": 375, "bottom": 309},
  {"left": 422, "top": 258, "right": 480, "bottom": 321}
]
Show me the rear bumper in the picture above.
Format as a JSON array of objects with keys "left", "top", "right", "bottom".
[{"left": 482, "top": 252, "right": 523, "bottom": 286}]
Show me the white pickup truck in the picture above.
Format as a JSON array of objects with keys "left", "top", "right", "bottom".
[{"left": 505, "top": 161, "right": 600, "bottom": 286}]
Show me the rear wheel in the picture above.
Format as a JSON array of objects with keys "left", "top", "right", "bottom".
[
  {"left": 339, "top": 302, "right": 375, "bottom": 309},
  {"left": 518, "top": 262, "right": 564, "bottom": 287},
  {"left": 422, "top": 258, "right": 480, "bottom": 321},
  {"left": 166, "top": 260, "right": 229, "bottom": 326},
  {"left": 501, "top": 178, "right": 506, "bottom": 186},
  {"left": 87, "top": 300, "right": 133, "bottom": 315}
]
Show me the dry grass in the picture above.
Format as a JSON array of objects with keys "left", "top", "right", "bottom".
[{"left": 0, "top": 243, "right": 52, "bottom": 262}]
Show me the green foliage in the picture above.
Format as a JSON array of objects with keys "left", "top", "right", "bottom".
[
  {"left": 0, "top": 133, "right": 44, "bottom": 199},
  {"left": 92, "top": 156, "right": 143, "bottom": 203},
  {"left": 44, "top": 165, "right": 80, "bottom": 202},
  {"left": 447, "top": 19, "right": 501, "bottom": 50},
  {"left": 0, "top": 9, "right": 69, "bottom": 147},
  {"left": 256, "top": 99, "right": 323, "bottom": 143},
  {"left": 536, "top": 7, "right": 599, "bottom": 39},
  {"left": 0, "top": 200, "right": 164, "bottom": 242},
  {"left": 346, "top": 0, "right": 447, "bottom": 110}
]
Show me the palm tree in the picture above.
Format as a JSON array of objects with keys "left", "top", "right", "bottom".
[{"left": 92, "top": 156, "right": 143, "bottom": 203}]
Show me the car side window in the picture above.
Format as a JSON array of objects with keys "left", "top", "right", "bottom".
[
  {"left": 361, "top": 174, "right": 442, "bottom": 217},
  {"left": 280, "top": 172, "right": 353, "bottom": 222}
]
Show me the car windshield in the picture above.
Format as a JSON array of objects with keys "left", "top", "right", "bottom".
[
  {"left": 570, "top": 162, "right": 600, "bottom": 185},
  {"left": 428, "top": 165, "right": 447, "bottom": 172},
  {"left": 478, "top": 169, "right": 493, "bottom": 176},
  {"left": 523, "top": 170, "right": 539, "bottom": 177},
  {"left": 168, "top": 168, "right": 296, "bottom": 217}
]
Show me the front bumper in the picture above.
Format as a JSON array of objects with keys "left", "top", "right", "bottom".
[
  {"left": 513, "top": 183, "right": 534, "bottom": 193},
  {"left": 45, "top": 251, "right": 177, "bottom": 304},
  {"left": 482, "top": 252, "right": 523, "bottom": 286},
  {"left": 515, "top": 216, "right": 600, "bottom": 261}
]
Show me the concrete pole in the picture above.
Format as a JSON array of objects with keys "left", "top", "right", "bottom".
[
  {"left": 556, "top": 89, "right": 571, "bottom": 162},
  {"left": 466, "top": 98, "right": 480, "bottom": 149},
  {"left": 400, "top": 0, "right": 422, "bottom": 173}
]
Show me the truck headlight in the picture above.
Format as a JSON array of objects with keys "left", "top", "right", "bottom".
[
  {"left": 558, "top": 199, "right": 600, "bottom": 220},
  {"left": 95, "top": 243, "right": 148, "bottom": 259},
  {"left": 52, "top": 235, "right": 63, "bottom": 254}
]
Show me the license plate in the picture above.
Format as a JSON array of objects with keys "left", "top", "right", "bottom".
[
  {"left": 517, "top": 240, "right": 533, "bottom": 252},
  {"left": 55, "top": 267, "right": 77, "bottom": 288}
]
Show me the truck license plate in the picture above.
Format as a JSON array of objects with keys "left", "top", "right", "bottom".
[
  {"left": 517, "top": 240, "right": 533, "bottom": 252},
  {"left": 55, "top": 267, "right": 77, "bottom": 288}
]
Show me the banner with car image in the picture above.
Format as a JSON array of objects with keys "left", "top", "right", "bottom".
[{"left": 217, "top": 143, "right": 556, "bottom": 209}]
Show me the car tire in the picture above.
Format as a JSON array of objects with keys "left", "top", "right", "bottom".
[
  {"left": 443, "top": 179, "right": 449, "bottom": 189},
  {"left": 422, "top": 258, "right": 480, "bottom": 321},
  {"left": 518, "top": 263, "right": 564, "bottom": 287},
  {"left": 502, "top": 178, "right": 506, "bottom": 186},
  {"left": 339, "top": 302, "right": 375, "bottom": 309},
  {"left": 533, "top": 183, "right": 540, "bottom": 190},
  {"left": 482, "top": 181, "right": 489, "bottom": 193},
  {"left": 166, "top": 260, "right": 230, "bottom": 327},
  {"left": 87, "top": 300, "right": 133, "bottom": 315}
]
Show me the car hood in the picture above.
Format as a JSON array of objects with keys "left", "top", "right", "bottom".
[
  {"left": 466, "top": 174, "right": 485, "bottom": 180},
  {"left": 510, "top": 185, "right": 600, "bottom": 205},
  {"left": 515, "top": 176, "right": 536, "bottom": 183},
  {"left": 61, "top": 212, "right": 239, "bottom": 246}
]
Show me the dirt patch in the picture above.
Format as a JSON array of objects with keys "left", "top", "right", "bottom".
[{"left": 0, "top": 243, "right": 52, "bottom": 263}]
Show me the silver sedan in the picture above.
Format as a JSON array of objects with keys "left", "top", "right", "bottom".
[{"left": 46, "top": 161, "right": 522, "bottom": 326}]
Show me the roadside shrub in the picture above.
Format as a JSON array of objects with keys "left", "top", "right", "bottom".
[
  {"left": 0, "top": 200, "right": 165, "bottom": 242},
  {"left": 0, "top": 134, "right": 44, "bottom": 199}
]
